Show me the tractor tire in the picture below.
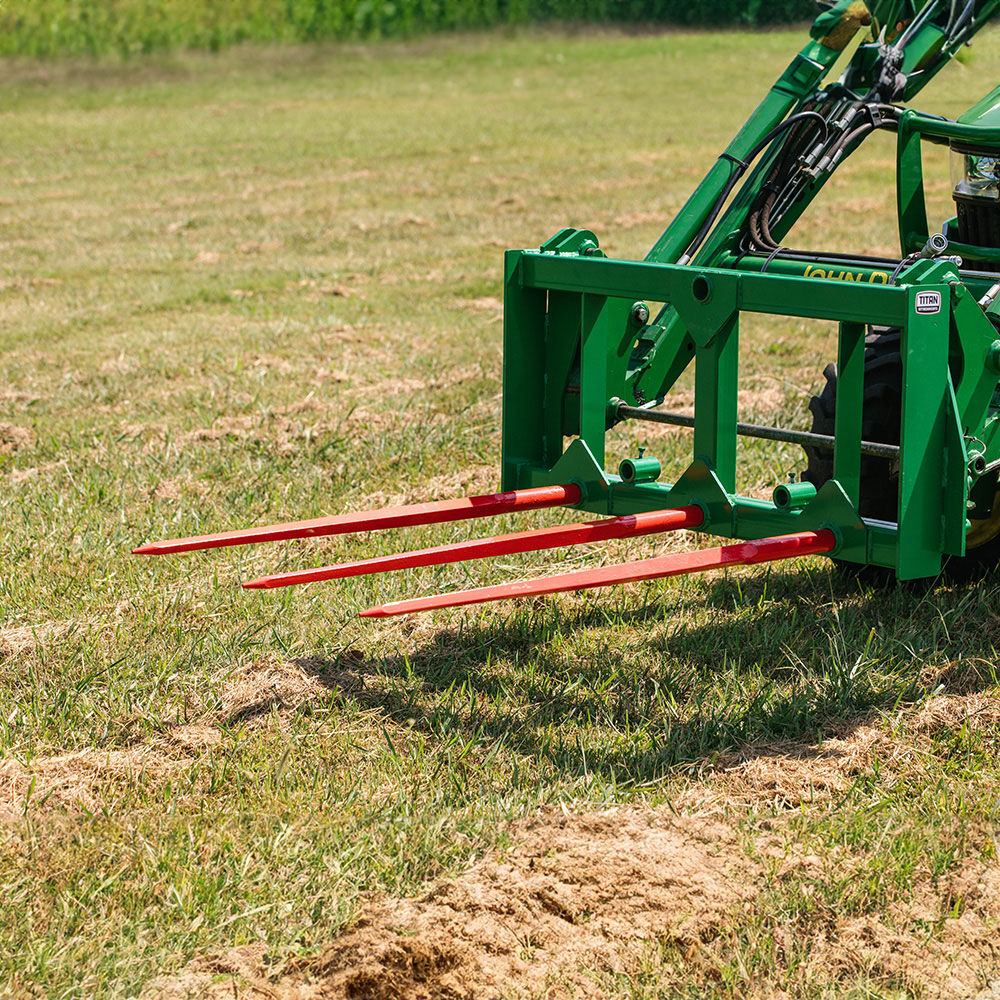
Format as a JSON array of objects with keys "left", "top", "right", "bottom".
[
  {"left": 802, "top": 326, "right": 901, "bottom": 522},
  {"left": 802, "top": 325, "right": 1000, "bottom": 579}
]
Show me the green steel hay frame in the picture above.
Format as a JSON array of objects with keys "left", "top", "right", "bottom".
[{"left": 501, "top": 0, "right": 1000, "bottom": 582}]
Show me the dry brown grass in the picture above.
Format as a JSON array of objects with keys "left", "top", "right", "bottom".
[{"left": 0, "top": 732, "right": 213, "bottom": 818}]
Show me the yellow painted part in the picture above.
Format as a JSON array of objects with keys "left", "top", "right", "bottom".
[
  {"left": 819, "top": 2, "right": 873, "bottom": 52},
  {"left": 966, "top": 490, "right": 1000, "bottom": 549}
]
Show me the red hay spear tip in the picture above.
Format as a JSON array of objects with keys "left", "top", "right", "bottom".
[
  {"left": 359, "top": 529, "right": 837, "bottom": 618},
  {"left": 242, "top": 505, "right": 705, "bottom": 589},
  {"left": 132, "top": 483, "right": 582, "bottom": 556}
]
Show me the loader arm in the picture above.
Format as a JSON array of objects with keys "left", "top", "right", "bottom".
[{"left": 629, "top": 0, "right": 1000, "bottom": 411}]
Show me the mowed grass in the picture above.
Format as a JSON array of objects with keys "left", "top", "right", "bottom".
[{"left": 1, "top": 27, "right": 999, "bottom": 999}]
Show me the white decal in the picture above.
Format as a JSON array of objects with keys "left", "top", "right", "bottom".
[{"left": 915, "top": 290, "right": 942, "bottom": 314}]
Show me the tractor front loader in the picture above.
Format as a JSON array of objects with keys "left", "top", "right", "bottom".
[{"left": 136, "top": 1, "right": 1000, "bottom": 616}]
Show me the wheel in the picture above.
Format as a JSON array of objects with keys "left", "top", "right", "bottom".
[{"left": 801, "top": 325, "right": 1000, "bottom": 578}]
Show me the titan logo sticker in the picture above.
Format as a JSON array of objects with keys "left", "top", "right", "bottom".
[
  {"left": 802, "top": 265, "right": 890, "bottom": 284},
  {"left": 915, "top": 291, "right": 942, "bottom": 314}
]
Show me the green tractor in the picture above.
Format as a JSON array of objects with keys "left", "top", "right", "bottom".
[{"left": 137, "top": 1, "right": 1000, "bottom": 616}]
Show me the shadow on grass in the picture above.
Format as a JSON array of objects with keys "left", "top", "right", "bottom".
[{"left": 301, "top": 563, "right": 1000, "bottom": 783}]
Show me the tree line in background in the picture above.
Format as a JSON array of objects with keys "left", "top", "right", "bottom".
[{"left": 0, "top": 0, "right": 816, "bottom": 57}]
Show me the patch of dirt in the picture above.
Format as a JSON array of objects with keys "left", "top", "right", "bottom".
[
  {"left": 420, "top": 468, "right": 497, "bottom": 501},
  {"left": 292, "top": 278, "right": 357, "bottom": 300},
  {"left": 166, "top": 724, "right": 224, "bottom": 752},
  {"left": 809, "top": 861, "right": 1000, "bottom": 998},
  {"left": 180, "top": 410, "right": 335, "bottom": 454},
  {"left": 205, "top": 653, "right": 359, "bottom": 728},
  {"left": 352, "top": 213, "right": 434, "bottom": 236},
  {"left": 0, "top": 725, "right": 219, "bottom": 815},
  {"left": 240, "top": 240, "right": 282, "bottom": 255},
  {"left": 0, "top": 276, "right": 62, "bottom": 293},
  {"left": 8, "top": 459, "right": 67, "bottom": 484},
  {"left": 356, "top": 365, "right": 485, "bottom": 401},
  {"left": 0, "top": 621, "right": 70, "bottom": 658},
  {"left": 458, "top": 296, "right": 502, "bottom": 318},
  {"left": 913, "top": 693, "right": 1000, "bottom": 734},
  {"left": 98, "top": 352, "right": 137, "bottom": 376},
  {"left": 312, "top": 365, "right": 351, "bottom": 384},
  {"left": 687, "top": 694, "right": 1000, "bottom": 814},
  {"left": 612, "top": 209, "right": 667, "bottom": 228},
  {"left": 140, "top": 696, "right": 1000, "bottom": 999},
  {"left": 119, "top": 422, "right": 169, "bottom": 444},
  {"left": 150, "top": 477, "right": 209, "bottom": 501},
  {"left": 309, "top": 811, "right": 749, "bottom": 999},
  {"left": 0, "top": 386, "right": 39, "bottom": 408},
  {"left": 0, "top": 651, "right": 356, "bottom": 818},
  {"left": 250, "top": 354, "right": 297, "bottom": 377},
  {"left": 354, "top": 466, "right": 497, "bottom": 514},
  {"left": 841, "top": 196, "right": 888, "bottom": 216},
  {"left": 0, "top": 422, "right": 33, "bottom": 454},
  {"left": 143, "top": 944, "right": 300, "bottom": 1000},
  {"left": 919, "top": 658, "right": 998, "bottom": 695},
  {"left": 691, "top": 719, "right": 901, "bottom": 812},
  {"left": 737, "top": 376, "right": 798, "bottom": 421},
  {"left": 142, "top": 807, "right": 755, "bottom": 1000}
]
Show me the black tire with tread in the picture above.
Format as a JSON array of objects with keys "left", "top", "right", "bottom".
[{"left": 802, "top": 325, "right": 1000, "bottom": 579}]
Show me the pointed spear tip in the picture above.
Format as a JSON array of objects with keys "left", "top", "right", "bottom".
[
  {"left": 358, "top": 606, "right": 389, "bottom": 618},
  {"left": 242, "top": 577, "right": 271, "bottom": 589},
  {"left": 127, "top": 484, "right": 582, "bottom": 560}
]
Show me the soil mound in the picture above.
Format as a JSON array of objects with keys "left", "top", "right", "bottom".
[
  {"left": 142, "top": 699, "right": 1000, "bottom": 999},
  {"left": 142, "top": 807, "right": 753, "bottom": 999}
]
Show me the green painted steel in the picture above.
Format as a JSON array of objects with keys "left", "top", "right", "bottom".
[{"left": 500, "top": 1, "right": 1000, "bottom": 580}]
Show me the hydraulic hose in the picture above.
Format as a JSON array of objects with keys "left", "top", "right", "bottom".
[
  {"left": 746, "top": 104, "right": 901, "bottom": 255},
  {"left": 677, "top": 110, "right": 829, "bottom": 265}
]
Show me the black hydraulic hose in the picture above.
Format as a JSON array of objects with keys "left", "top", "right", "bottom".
[
  {"left": 678, "top": 110, "right": 829, "bottom": 264},
  {"left": 749, "top": 190, "right": 779, "bottom": 251},
  {"left": 823, "top": 111, "right": 900, "bottom": 165},
  {"left": 748, "top": 106, "right": 902, "bottom": 254},
  {"left": 767, "top": 121, "right": 881, "bottom": 230},
  {"left": 759, "top": 193, "right": 780, "bottom": 248},
  {"left": 745, "top": 101, "right": 830, "bottom": 252},
  {"left": 678, "top": 167, "right": 751, "bottom": 264}
]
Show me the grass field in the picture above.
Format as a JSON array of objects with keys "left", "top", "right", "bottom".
[
  {"left": 2, "top": 25, "right": 1000, "bottom": 1000},
  {"left": 0, "top": 1, "right": 814, "bottom": 57}
]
